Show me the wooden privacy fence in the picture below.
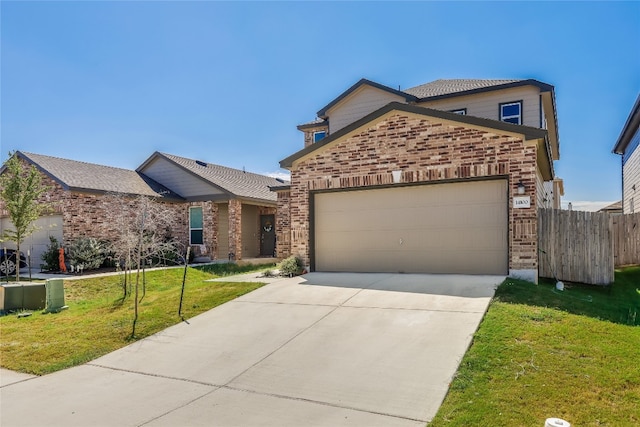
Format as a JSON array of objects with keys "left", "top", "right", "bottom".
[
  {"left": 538, "top": 209, "right": 614, "bottom": 285},
  {"left": 613, "top": 212, "right": 640, "bottom": 267}
]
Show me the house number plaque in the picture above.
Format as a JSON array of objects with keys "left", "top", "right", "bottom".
[{"left": 513, "top": 196, "right": 531, "bottom": 209}]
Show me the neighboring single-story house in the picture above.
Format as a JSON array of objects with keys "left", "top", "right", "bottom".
[
  {"left": 276, "top": 78, "right": 563, "bottom": 282},
  {"left": 0, "top": 151, "right": 284, "bottom": 265},
  {"left": 598, "top": 201, "right": 623, "bottom": 215},
  {"left": 613, "top": 94, "right": 640, "bottom": 214}
]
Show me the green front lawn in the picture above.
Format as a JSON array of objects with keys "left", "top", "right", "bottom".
[
  {"left": 0, "top": 265, "right": 270, "bottom": 375},
  {"left": 429, "top": 266, "right": 640, "bottom": 426}
]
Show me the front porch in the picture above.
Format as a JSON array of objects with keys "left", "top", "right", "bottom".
[{"left": 190, "top": 199, "right": 277, "bottom": 261}]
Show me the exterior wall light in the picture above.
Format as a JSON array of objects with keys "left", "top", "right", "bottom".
[{"left": 517, "top": 181, "right": 526, "bottom": 195}]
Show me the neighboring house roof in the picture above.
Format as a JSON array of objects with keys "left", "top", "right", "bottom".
[
  {"left": 281, "top": 102, "right": 549, "bottom": 172},
  {"left": 613, "top": 93, "right": 640, "bottom": 155},
  {"left": 10, "top": 151, "right": 182, "bottom": 200},
  {"left": 402, "top": 78, "right": 554, "bottom": 100},
  {"left": 598, "top": 201, "right": 623, "bottom": 213},
  {"left": 138, "top": 152, "right": 287, "bottom": 203}
]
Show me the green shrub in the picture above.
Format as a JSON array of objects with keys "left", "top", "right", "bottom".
[
  {"left": 67, "top": 237, "right": 107, "bottom": 270},
  {"left": 278, "top": 256, "right": 303, "bottom": 277},
  {"left": 41, "top": 236, "right": 61, "bottom": 271}
]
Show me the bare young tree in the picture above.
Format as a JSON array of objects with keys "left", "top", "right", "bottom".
[{"left": 106, "top": 193, "right": 182, "bottom": 337}]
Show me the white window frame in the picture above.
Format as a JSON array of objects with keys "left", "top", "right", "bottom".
[
  {"left": 500, "top": 101, "right": 522, "bottom": 125},
  {"left": 189, "top": 206, "right": 204, "bottom": 245},
  {"left": 313, "top": 130, "right": 327, "bottom": 143},
  {"left": 449, "top": 108, "right": 467, "bottom": 115}
]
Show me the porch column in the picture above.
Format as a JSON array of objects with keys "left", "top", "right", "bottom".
[
  {"left": 211, "top": 203, "right": 219, "bottom": 260},
  {"left": 228, "top": 199, "right": 242, "bottom": 260}
]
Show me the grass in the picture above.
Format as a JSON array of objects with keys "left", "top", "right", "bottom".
[
  {"left": 429, "top": 266, "right": 640, "bottom": 426},
  {"left": 0, "top": 264, "right": 272, "bottom": 375}
]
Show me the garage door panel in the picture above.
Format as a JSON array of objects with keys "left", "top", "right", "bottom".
[
  {"left": 1, "top": 215, "right": 63, "bottom": 267},
  {"left": 314, "top": 180, "right": 508, "bottom": 275}
]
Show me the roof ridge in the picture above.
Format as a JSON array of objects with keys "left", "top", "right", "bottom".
[{"left": 20, "top": 151, "right": 138, "bottom": 173}]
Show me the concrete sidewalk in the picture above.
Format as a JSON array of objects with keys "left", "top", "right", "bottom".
[{"left": 0, "top": 272, "right": 502, "bottom": 426}]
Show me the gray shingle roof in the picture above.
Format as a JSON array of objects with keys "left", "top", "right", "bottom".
[
  {"left": 156, "top": 152, "right": 287, "bottom": 202},
  {"left": 403, "top": 79, "right": 523, "bottom": 98},
  {"left": 17, "top": 151, "right": 182, "bottom": 199}
]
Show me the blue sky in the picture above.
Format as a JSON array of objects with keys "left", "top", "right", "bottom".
[{"left": 1, "top": 1, "right": 639, "bottom": 210}]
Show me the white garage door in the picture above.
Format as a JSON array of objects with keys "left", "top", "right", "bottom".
[
  {"left": 314, "top": 180, "right": 508, "bottom": 275},
  {"left": 1, "top": 215, "right": 63, "bottom": 268}
]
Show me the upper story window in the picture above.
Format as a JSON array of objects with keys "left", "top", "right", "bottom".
[
  {"left": 313, "top": 131, "right": 327, "bottom": 143},
  {"left": 500, "top": 101, "right": 522, "bottom": 125},
  {"left": 449, "top": 108, "right": 467, "bottom": 115},
  {"left": 189, "top": 206, "right": 203, "bottom": 245}
]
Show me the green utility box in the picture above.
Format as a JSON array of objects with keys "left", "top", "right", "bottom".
[
  {"left": 1, "top": 284, "right": 24, "bottom": 311},
  {"left": 0, "top": 283, "right": 46, "bottom": 311},
  {"left": 22, "top": 283, "right": 46, "bottom": 310},
  {"left": 45, "top": 279, "right": 65, "bottom": 312}
]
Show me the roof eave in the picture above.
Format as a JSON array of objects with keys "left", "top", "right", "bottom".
[
  {"left": 269, "top": 184, "right": 291, "bottom": 192},
  {"left": 12, "top": 151, "right": 71, "bottom": 190},
  {"left": 65, "top": 186, "right": 184, "bottom": 201},
  {"left": 613, "top": 94, "right": 640, "bottom": 155},
  {"left": 297, "top": 121, "right": 329, "bottom": 131}
]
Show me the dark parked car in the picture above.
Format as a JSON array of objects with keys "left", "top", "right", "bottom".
[{"left": 0, "top": 249, "right": 28, "bottom": 276}]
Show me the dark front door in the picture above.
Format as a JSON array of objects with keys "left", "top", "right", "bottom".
[{"left": 260, "top": 214, "right": 276, "bottom": 256}]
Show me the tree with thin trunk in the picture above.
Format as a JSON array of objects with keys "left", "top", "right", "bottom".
[
  {"left": 0, "top": 152, "right": 50, "bottom": 281},
  {"left": 106, "top": 193, "right": 181, "bottom": 337}
]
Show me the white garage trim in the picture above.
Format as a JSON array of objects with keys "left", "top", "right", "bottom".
[{"left": 312, "top": 179, "right": 508, "bottom": 275}]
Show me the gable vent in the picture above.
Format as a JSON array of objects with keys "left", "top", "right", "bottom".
[{"left": 195, "top": 160, "right": 207, "bottom": 167}]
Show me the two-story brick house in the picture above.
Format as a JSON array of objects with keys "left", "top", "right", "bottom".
[
  {"left": 276, "top": 78, "right": 563, "bottom": 282},
  {"left": 613, "top": 94, "right": 640, "bottom": 214}
]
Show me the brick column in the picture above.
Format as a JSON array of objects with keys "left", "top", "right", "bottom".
[
  {"left": 210, "top": 203, "right": 219, "bottom": 259},
  {"left": 275, "top": 190, "right": 291, "bottom": 259},
  {"left": 228, "top": 199, "right": 242, "bottom": 260}
]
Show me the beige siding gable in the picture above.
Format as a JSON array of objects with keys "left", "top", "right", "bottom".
[
  {"left": 417, "top": 86, "right": 541, "bottom": 128},
  {"left": 140, "top": 157, "right": 226, "bottom": 198},
  {"left": 327, "top": 85, "right": 406, "bottom": 133}
]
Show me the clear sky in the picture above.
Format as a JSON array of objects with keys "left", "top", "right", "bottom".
[{"left": 1, "top": 1, "right": 639, "bottom": 211}]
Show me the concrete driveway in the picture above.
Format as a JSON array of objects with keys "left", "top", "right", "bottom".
[{"left": 0, "top": 272, "right": 502, "bottom": 426}]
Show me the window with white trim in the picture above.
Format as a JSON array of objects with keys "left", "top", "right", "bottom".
[
  {"left": 189, "top": 207, "right": 203, "bottom": 245},
  {"left": 313, "top": 131, "right": 326, "bottom": 143},
  {"left": 500, "top": 101, "right": 522, "bottom": 125},
  {"left": 449, "top": 108, "right": 467, "bottom": 115}
]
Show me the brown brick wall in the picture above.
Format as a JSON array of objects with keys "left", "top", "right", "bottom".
[
  {"left": 275, "top": 190, "right": 291, "bottom": 259},
  {"left": 285, "top": 112, "right": 539, "bottom": 272},
  {"left": 62, "top": 192, "right": 188, "bottom": 249},
  {"left": 228, "top": 199, "right": 242, "bottom": 259}
]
